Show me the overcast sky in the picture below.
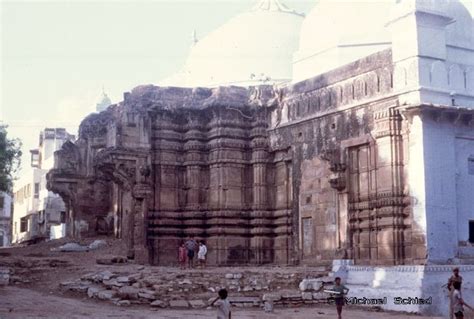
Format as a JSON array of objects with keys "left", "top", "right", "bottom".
[{"left": 1, "top": 0, "right": 473, "bottom": 174}]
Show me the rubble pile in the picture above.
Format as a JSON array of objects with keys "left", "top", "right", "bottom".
[{"left": 59, "top": 268, "right": 335, "bottom": 309}]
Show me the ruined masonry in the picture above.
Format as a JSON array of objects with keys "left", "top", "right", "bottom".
[{"left": 49, "top": 50, "right": 433, "bottom": 267}]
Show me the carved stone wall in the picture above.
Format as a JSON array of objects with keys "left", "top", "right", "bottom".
[{"left": 48, "top": 49, "right": 422, "bottom": 266}]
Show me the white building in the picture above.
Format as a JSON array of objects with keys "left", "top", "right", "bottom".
[
  {"left": 0, "top": 192, "right": 12, "bottom": 247},
  {"left": 12, "top": 128, "right": 74, "bottom": 244}
]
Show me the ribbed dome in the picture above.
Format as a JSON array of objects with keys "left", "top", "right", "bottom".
[{"left": 161, "top": 0, "right": 304, "bottom": 88}]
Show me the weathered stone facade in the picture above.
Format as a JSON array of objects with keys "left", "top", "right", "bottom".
[{"left": 48, "top": 49, "right": 428, "bottom": 266}]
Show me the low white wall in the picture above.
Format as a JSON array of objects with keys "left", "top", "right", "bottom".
[{"left": 333, "top": 261, "right": 474, "bottom": 316}]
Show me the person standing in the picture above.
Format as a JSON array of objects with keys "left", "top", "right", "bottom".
[
  {"left": 178, "top": 242, "right": 187, "bottom": 270},
  {"left": 184, "top": 236, "right": 197, "bottom": 269},
  {"left": 198, "top": 240, "right": 208, "bottom": 268},
  {"left": 448, "top": 267, "right": 464, "bottom": 319},
  {"left": 211, "top": 288, "right": 231, "bottom": 319},
  {"left": 332, "top": 277, "right": 349, "bottom": 319},
  {"left": 453, "top": 281, "right": 474, "bottom": 318}
]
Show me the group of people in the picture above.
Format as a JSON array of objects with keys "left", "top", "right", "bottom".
[{"left": 178, "top": 236, "right": 207, "bottom": 269}]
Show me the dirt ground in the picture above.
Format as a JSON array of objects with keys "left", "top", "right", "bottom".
[
  {"left": 0, "top": 239, "right": 445, "bottom": 319},
  {"left": 0, "top": 286, "right": 443, "bottom": 319}
]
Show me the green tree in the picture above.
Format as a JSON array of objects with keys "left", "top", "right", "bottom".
[{"left": 0, "top": 125, "right": 22, "bottom": 193}]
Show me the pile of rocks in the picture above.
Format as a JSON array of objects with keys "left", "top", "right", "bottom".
[{"left": 60, "top": 268, "right": 332, "bottom": 309}]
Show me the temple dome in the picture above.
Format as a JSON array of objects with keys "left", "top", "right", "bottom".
[
  {"left": 293, "top": 0, "right": 473, "bottom": 82},
  {"left": 392, "top": 0, "right": 473, "bottom": 48},
  {"left": 160, "top": 0, "right": 304, "bottom": 88},
  {"left": 96, "top": 91, "right": 112, "bottom": 113}
]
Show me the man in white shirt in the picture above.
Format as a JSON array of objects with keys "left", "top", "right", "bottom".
[{"left": 198, "top": 240, "right": 207, "bottom": 268}]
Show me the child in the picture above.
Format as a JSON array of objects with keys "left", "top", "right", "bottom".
[
  {"left": 453, "top": 281, "right": 474, "bottom": 318},
  {"left": 332, "top": 277, "right": 349, "bottom": 319},
  {"left": 178, "top": 243, "right": 187, "bottom": 270},
  {"left": 211, "top": 288, "right": 231, "bottom": 319},
  {"left": 198, "top": 240, "right": 207, "bottom": 268}
]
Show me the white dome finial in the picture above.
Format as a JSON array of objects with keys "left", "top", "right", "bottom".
[{"left": 191, "top": 29, "right": 198, "bottom": 46}]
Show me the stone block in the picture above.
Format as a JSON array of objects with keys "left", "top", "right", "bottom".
[
  {"left": 98, "top": 290, "right": 116, "bottom": 300},
  {"left": 150, "top": 300, "right": 168, "bottom": 308},
  {"left": 87, "top": 287, "right": 100, "bottom": 298},
  {"left": 117, "top": 300, "right": 131, "bottom": 307},
  {"left": 189, "top": 300, "right": 206, "bottom": 308},
  {"left": 138, "top": 292, "right": 155, "bottom": 300},
  {"left": 169, "top": 300, "right": 190, "bottom": 308},
  {"left": 302, "top": 292, "right": 313, "bottom": 300},
  {"left": 299, "top": 279, "right": 323, "bottom": 292},
  {"left": 118, "top": 286, "right": 139, "bottom": 300}
]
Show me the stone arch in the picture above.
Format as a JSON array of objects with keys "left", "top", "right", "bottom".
[
  {"left": 448, "top": 64, "right": 465, "bottom": 91},
  {"left": 430, "top": 61, "right": 448, "bottom": 88}
]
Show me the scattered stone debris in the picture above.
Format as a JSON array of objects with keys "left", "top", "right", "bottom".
[
  {"left": 53, "top": 240, "right": 107, "bottom": 252},
  {"left": 58, "top": 268, "right": 334, "bottom": 309},
  {"left": 96, "top": 256, "right": 128, "bottom": 265}
]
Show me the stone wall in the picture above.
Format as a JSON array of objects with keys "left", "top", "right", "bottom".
[
  {"left": 48, "top": 86, "right": 294, "bottom": 266},
  {"left": 48, "top": 49, "right": 427, "bottom": 267},
  {"left": 268, "top": 50, "right": 414, "bottom": 266}
]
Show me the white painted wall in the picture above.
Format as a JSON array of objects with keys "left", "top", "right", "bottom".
[
  {"left": 455, "top": 136, "right": 474, "bottom": 249},
  {"left": 335, "top": 262, "right": 474, "bottom": 316},
  {"left": 422, "top": 119, "right": 459, "bottom": 263}
]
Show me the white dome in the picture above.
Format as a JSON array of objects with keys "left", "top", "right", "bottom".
[
  {"left": 393, "top": 0, "right": 473, "bottom": 48},
  {"left": 297, "top": 0, "right": 395, "bottom": 58},
  {"left": 161, "top": 0, "right": 304, "bottom": 88},
  {"left": 293, "top": 0, "right": 473, "bottom": 83}
]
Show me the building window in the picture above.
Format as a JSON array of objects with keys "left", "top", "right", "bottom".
[
  {"left": 470, "top": 221, "right": 474, "bottom": 243},
  {"left": 60, "top": 211, "right": 66, "bottom": 223},
  {"left": 0, "top": 196, "right": 4, "bottom": 210},
  {"left": 468, "top": 157, "right": 474, "bottom": 175},
  {"left": 34, "top": 183, "right": 40, "bottom": 198},
  {"left": 0, "top": 233, "right": 3, "bottom": 247},
  {"left": 20, "top": 217, "right": 28, "bottom": 233}
]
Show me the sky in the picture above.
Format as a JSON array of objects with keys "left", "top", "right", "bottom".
[
  {"left": 0, "top": 0, "right": 314, "bottom": 172},
  {"left": 1, "top": 0, "right": 473, "bottom": 174}
]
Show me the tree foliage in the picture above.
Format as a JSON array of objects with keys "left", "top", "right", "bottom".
[{"left": 0, "top": 125, "right": 22, "bottom": 193}]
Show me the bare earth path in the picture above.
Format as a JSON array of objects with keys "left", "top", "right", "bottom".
[{"left": 0, "top": 286, "right": 443, "bottom": 319}]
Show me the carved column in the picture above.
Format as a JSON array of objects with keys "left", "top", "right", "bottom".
[
  {"left": 132, "top": 182, "right": 152, "bottom": 264},
  {"left": 373, "top": 107, "right": 408, "bottom": 265}
]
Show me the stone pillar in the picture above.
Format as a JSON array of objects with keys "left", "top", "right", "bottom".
[
  {"left": 373, "top": 107, "right": 407, "bottom": 265},
  {"left": 132, "top": 183, "right": 152, "bottom": 264},
  {"left": 252, "top": 162, "right": 267, "bottom": 209}
]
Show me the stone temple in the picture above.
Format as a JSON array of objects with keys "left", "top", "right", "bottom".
[{"left": 47, "top": 0, "right": 474, "bottom": 315}]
